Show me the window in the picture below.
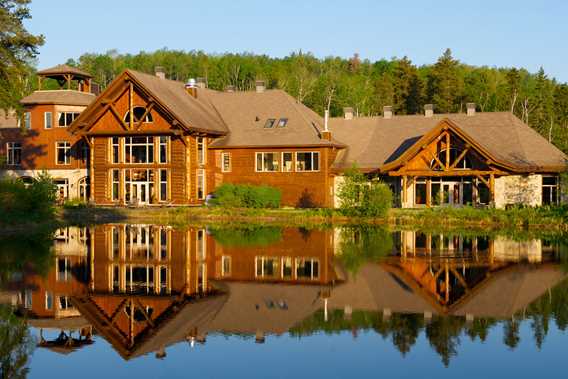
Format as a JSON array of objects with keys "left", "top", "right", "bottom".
[
  {"left": 56, "top": 257, "right": 71, "bottom": 282},
  {"left": 159, "top": 229, "right": 168, "bottom": 260},
  {"left": 277, "top": 118, "right": 288, "bottom": 128},
  {"left": 6, "top": 142, "right": 21, "bottom": 165},
  {"left": 159, "top": 136, "right": 169, "bottom": 163},
  {"left": 111, "top": 169, "right": 120, "bottom": 201},
  {"left": 256, "top": 152, "right": 280, "bottom": 172},
  {"left": 79, "top": 141, "right": 89, "bottom": 163},
  {"left": 124, "top": 136, "right": 154, "bottom": 164},
  {"left": 296, "top": 258, "right": 319, "bottom": 280},
  {"left": 24, "top": 112, "right": 31, "bottom": 129},
  {"left": 221, "top": 152, "right": 231, "bottom": 172},
  {"left": 59, "top": 296, "right": 74, "bottom": 310},
  {"left": 57, "top": 112, "right": 80, "bottom": 127},
  {"left": 159, "top": 169, "right": 168, "bottom": 201},
  {"left": 282, "top": 152, "right": 293, "bottom": 172},
  {"left": 255, "top": 256, "right": 279, "bottom": 278},
  {"left": 221, "top": 256, "right": 231, "bottom": 277},
  {"left": 197, "top": 137, "right": 206, "bottom": 165},
  {"left": 415, "top": 178, "right": 427, "bottom": 205},
  {"left": 78, "top": 177, "right": 89, "bottom": 201},
  {"left": 45, "top": 292, "right": 53, "bottom": 310},
  {"left": 44, "top": 112, "right": 52, "bottom": 129},
  {"left": 111, "top": 226, "right": 120, "bottom": 259},
  {"left": 111, "top": 137, "right": 120, "bottom": 163},
  {"left": 264, "top": 118, "right": 276, "bottom": 128},
  {"left": 197, "top": 229, "right": 206, "bottom": 260},
  {"left": 56, "top": 142, "right": 71, "bottom": 165},
  {"left": 124, "top": 106, "right": 153, "bottom": 123},
  {"left": 432, "top": 148, "right": 472, "bottom": 170},
  {"left": 543, "top": 176, "right": 559, "bottom": 205},
  {"left": 296, "top": 152, "right": 319, "bottom": 172},
  {"left": 197, "top": 169, "right": 205, "bottom": 200}
]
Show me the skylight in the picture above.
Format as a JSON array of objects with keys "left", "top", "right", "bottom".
[
  {"left": 264, "top": 118, "right": 276, "bottom": 128},
  {"left": 277, "top": 118, "right": 288, "bottom": 128}
]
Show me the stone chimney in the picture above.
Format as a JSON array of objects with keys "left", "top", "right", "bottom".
[
  {"left": 225, "top": 85, "right": 235, "bottom": 93},
  {"left": 424, "top": 104, "right": 434, "bottom": 118},
  {"left": 343, "top": 107, "right": 354, "bottom": 120},
  {"left": 255, "top": 80, "right": 266, "bottom": 93},
  {"left": 383, "top": 105, "right": 393, "bottom": 119},
  {"left": 467, "top": 102, "right": 476, "bottom": 116},
  {"left": 155, "top": 66, "right": 166, "bottom": 80},
  {"left": 196, "top": 77, "right": 207, "bottom": 89},
  {"left": 185, "top": 78, "right": 197, "bottom": 98}
]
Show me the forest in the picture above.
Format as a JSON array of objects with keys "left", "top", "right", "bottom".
[{"left": 56, "top": 48, "right": 568, "bottom": 153}]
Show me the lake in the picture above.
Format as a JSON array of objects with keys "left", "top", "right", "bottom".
[{"left": 1, "top": 224, "right": 568, "bottom": 378}]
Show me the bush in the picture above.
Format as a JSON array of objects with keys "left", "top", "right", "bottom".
[
  {"left": 0, "top": 172, "right": 57, "bottom": 224},
  {"left": 337, "top": 166, "right": 392, "bottom": 217},
  {"left": 211, "top": 183, "right": 281, "bottom": 209}
]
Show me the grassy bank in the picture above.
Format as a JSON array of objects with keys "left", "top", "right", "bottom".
[{"left": 53, "top": 205, "right": 568, "bottom": 232}]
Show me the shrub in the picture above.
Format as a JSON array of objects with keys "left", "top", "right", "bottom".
[
  {"left": 0, "top": 172, "right": 57, "bottom": 224},
  {"left": 211, "top": 183, "right": 281, "bottom": 209},
  {"left": 337, "top": 165, "right": 392, "bottom": 217}
]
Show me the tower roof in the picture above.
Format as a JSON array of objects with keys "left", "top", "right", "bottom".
[{"left": 37, "top": 64, "right": 92, "bottom": 79}]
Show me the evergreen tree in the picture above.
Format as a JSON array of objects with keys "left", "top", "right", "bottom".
[{"left": 428, "top": 48, "right": 462, "bottom": 113}]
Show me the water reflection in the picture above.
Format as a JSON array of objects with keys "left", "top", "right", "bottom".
[{"left": 1, "top": 225, "right": 568, "bottom": 368}]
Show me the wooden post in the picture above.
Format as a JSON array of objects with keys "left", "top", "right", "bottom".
[
  {"left": 129, "top": 82, "right": 134, "bottom": 130},
  {"left": 445, "top": 132, "right": 450, "bottom": 171},
  {"left": 426, "top": 178, "right": 431, "bottom": 207},
  {"left": 489, "top": 173, "right": 495, "bottom": 206},
  {"left": 402, "top": 175, "right": 407, "bottom": 206}
]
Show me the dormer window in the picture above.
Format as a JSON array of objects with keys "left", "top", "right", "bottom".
[
  {"left": 264, "top": 118, "right": 276, "bottom": 128},
  {"left": 277, "top": 118, "right": 288, "bottom": 128},
  {"left": 124, "top": 106, "right": 153, "bottom": 123}
]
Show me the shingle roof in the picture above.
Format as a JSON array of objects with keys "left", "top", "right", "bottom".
[
  {"left": 329, "top": 112, "right": 567, "bottom": 172},
  {"left": 126, "top": 70, "right": 227, "bottom": 135},
  {"left": 37, "top": 64, "right": 92, "bottom": 78},
  {"left": 207, "top": 89, "right": 344, "bottom": 148},
  {"left": 20, "top": 90, "right": 96, "bottom": 106}
]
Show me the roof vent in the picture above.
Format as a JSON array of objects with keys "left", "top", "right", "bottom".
[
  {"left": 343, "top": 107, "right": 354, "bottom": 120},
  {"left": 155, "top": 66, "right": 166, "bottom": 80},
  {"left": 185, "top": 78, "right": 198, "bottom": 98},
  {"left": 424, "top": 104, "right": 434, "bottom": 118},
  {"left": 196, "top": 77, "right": 207, "bottom": 89},
  {"left": 255, "top": 80, "right": 266, "bottom": 93},
  {"left": 467, "top": 102, "right": 476, "bottom": 116},
  {"left": 225, "top": 85, "right": 235, "bottom": 93},
  {"left": 383, "top": 105, "right": 393, "bottom": 119}
]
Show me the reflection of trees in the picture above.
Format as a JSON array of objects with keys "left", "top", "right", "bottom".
[
  {"left": 0, "top": 305, "right": 35, "bottom": 379},
  {"left": 425, "top": 316, "right": 464, "bottom": 367},
  {"left": 0, "top": 228, "right": 54, "bottom": 287},
  {"left": 337, "top": 226, "right": 393, "bottom": 274},
  {"left": 209, "top": 226, "right": 282, "bottom": 247},
  {"left": 375, "top": 314, "right": 424, "bottom": 356},
  {"left": 503, "top": 319, "right": 520, "bottom": 349}
]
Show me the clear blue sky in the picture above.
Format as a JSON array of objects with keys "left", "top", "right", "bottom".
[{"left": 26, "top": 0, "right": 568, "bottom": 82}]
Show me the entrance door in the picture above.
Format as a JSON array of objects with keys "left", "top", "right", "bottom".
[{"left": 441, "top": 182, "right": 461, "bottom": 206}]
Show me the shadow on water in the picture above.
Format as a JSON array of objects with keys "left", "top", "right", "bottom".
[{"left": 3, "top": 223, "right": 568, "bottom": 369}]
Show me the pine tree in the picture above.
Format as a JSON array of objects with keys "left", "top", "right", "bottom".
[
  {"left": 428, "top": 49, "right": 461, "bottom": 113},
  {"left": 392, "top": 57, "right": 422, "bottom": 114}
]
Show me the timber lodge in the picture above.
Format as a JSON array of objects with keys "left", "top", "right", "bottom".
[{"left": 0, "top": 65, "right": 565, "bottom": 208}]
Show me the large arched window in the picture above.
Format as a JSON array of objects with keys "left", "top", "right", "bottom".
[
  {"left": 430, "top": 148, "right": 472, "bottom": 170},
  {"left": 124, "top": 106, "right": 153, "bottom": 123}
]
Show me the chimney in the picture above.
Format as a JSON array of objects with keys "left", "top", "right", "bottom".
[
  {"left": 196, "top": 77, "right": 207, "bottom": 89},
  {"left": 321, "top": 109, "right": 332, "bottom": 141},
  {"left": 255, "top": 80, "right": 266, "bottom": 93},
  {"left": 343, "top": 107, "right": 354, "bottom": 120},
  {"left": 424, "top": 104, "right": 434, "bottom": 118},
  {"left": 383, "top": 105, "right": 393, "bottom": 119},
  {"left": 185, "top": 78, "right": 198, "bottom": 98},
  {"left": 225, "top": 85, "right": 235, "bottom": 93},
  {"left": 467, "top": 102, "right": 476, "bottom": 116},
  {"left": 155, "top": 66, "right": 166, "bottom": 80}
]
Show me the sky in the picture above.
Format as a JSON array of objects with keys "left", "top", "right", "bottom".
[{"left": 26, "top": 0, "right": 568, "bottom": 82}]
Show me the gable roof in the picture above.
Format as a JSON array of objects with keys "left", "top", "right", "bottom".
[
  {"left": 207, "top": 89, "right": 344, "bottom": 148},
  {"left": 20, "top": 90, "right": 95, "bottom": 106},
  {"left": 329, "top": 112, "right": 567, "bottom": 173}
]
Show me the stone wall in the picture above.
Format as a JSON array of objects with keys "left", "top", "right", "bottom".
[{"left": 494, "top": 174, "right": 542, "bottom": 209}]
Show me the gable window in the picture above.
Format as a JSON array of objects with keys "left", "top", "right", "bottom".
[
  {"left": 432, "top": 148, "right": 472, "bottom": 170},
  {"left": 296, "top": 152, "right": 319, "bottom": 172},
  {"left": 6, "top": 142, "right": 22, "bottom": 165},
  {"left": 111, "top": 137, "right": 120, "bottom": 163},
  {"left": 542, "top": 176, "right": 559, "bottom": 205},
  {"left": 256, "top": 152, "right": 280, "bottom": 172},
  {"left": 282, "top": 152, "right": 293, "bottom": 172},
  {"left": 158, "top": 136, "right": 169, "bottom": 163},
  {"left": 124, "top": 106, "right": 153, "bottom": 123},
  {"left": 264, "top": 118, "right": 276, "bottom": 129},
  {"left": 221, "top": 152, "right": 231, "bottom": 172},
  {"left": 57, "top": 112, "right": 80, "bottom": 127},
  {"left": 56, "top": 141, "right": 71, "bottom": 165},
  {"left": 124, "top": 136, "right": 154, "bottom": 164},
  {"left": 277, "top": 118, "right": 288, "bottom": 128},
  {"left": 44, "top": 112, "right": 52, "bottom": 129},
  {"left": 24, "top": 112, "right": 31, "bottom": 129},
  {"left": 197, "top": 137, "right": 206, "bottom": 165}
]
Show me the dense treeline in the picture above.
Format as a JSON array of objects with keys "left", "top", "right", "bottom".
[{"left": 55, "top": 48, "right": 568, "bottom": 153}]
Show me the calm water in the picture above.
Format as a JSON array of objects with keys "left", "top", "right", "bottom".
[{"left": 2, "top": 224, "right": 568, "bottom": 378}]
